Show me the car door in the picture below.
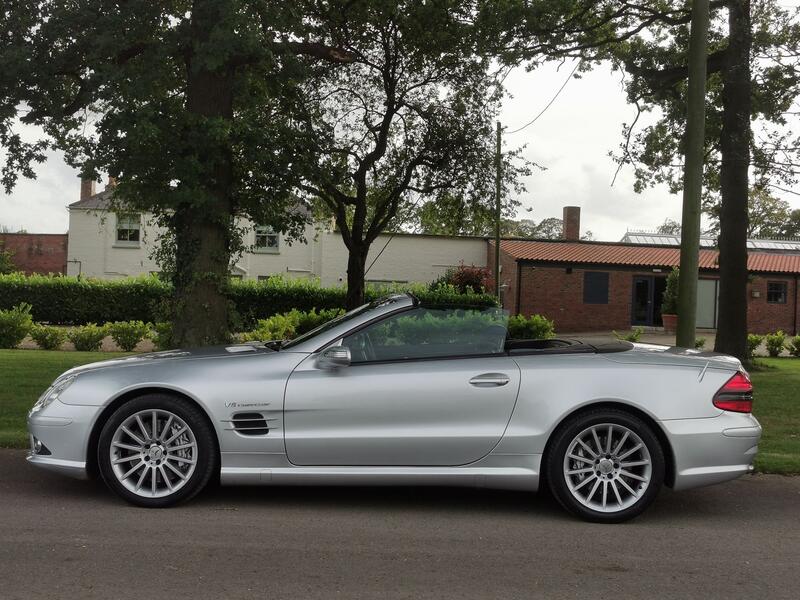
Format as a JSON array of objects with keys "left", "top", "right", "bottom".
[{"left": 283, "top": 306, "right": 521, "bottom": 466}]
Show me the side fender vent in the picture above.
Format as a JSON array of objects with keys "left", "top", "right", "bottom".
[{"left": 231, "top": 412, "right": 269, "bottom": 436}]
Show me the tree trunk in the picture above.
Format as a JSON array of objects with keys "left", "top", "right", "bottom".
[
  {"left": 714, "top": 0, "right": 751, "bottom": 363},
  {"left": 345, "top": 246, "right": 368, "bottom": 310},
  {"left": 171, "top": 0, "right": 235, "bottom": 347},
  {"left": 676, "top": 0, "right": 710, "bottom": 349}
]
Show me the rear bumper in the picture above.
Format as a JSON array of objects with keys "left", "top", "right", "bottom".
[{"left": 661, "top": 412, "right": 761, "bottom": 491}]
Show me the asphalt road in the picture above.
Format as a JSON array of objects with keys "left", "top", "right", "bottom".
[{"left": 0, "top": 450, "right": 798, "bottom": 600}]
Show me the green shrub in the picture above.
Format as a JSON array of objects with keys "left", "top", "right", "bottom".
[
  {"left": 0, "top": 303, "right": 33, "bottom": 348},
  {"left": 765, "top": 330, "right": 787, "bottom": 358},
  {"left": 0, "top": 273, "right": 497, "bottom": 328},
  {"left": 149, "top": 322, "right": 174, "bottom": 351},
  {"left": 787, "top": 335, "right": 800, "bottom": 357},
  {"left": 30, "top": 324, "right": 68, "bottom": 350},
  {"left": 506, "top": 314, "right": 556, "bottom": 340},
  {"left": 108, "top": 321, "right": 150, "bottom": 351},
  {"left": 68, "top": 323, "right": 108, "bottom": 351},
  {"left": 238, "top": 307, "right": 344, "bottom": 342},
  {"left": 694, "top": 337, "right": 706, "bottom": 350},
  {"left": 661, "top": 268, "right": 679, "bottom": 315},
  {"left": 613, "top": 327, "right": 644, "bottom": 343},
  {"left": 746, "top": 334, "right": 764, "bottom": 360}
]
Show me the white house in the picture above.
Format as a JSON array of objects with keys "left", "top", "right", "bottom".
[{"left": 66, "top": 179, "right": 489, "bottom": 285}]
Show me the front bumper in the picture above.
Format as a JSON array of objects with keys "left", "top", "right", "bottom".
[
  {"left": 661, "top": 412, "right": 762, "bottom": 491},
  {"left": 27, "top": 399, "right": 99, "bottom": 480},
  {"left": 26, "top": 452, "right": 88, "bottom": 479}
]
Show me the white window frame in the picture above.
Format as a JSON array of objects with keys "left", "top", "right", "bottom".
[
  {"left": 114, "top": 214, "right": 141, "bottom": 248},
  {"left": 254, "top": 225, "right": 280, "bottom": 254}
]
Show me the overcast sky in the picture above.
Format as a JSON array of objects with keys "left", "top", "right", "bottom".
[{"left": 2, "top": 57, "right": 799, "bottom": 242}]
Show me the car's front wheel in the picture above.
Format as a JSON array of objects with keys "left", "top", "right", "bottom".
[
  {"left": 546, "top": 408, "right": 665, "bottom": 523},
  {"left": 97, "top": 394, "right": 218, "bottom": 507}
]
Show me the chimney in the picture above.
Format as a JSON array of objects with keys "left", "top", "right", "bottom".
[
  {"left": 106, "top": 176, "right": 117, "bottom": 190},
  {"left": 563, "top": 206, "right": 581, "bottom": 241},
  {"left": 80, "top": 177, "right": 96, "bottom": 201}
]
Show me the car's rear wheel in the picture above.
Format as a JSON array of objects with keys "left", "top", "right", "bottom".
[
  {"left": 546, "top": 408, "right": 665, "bottom": 523},
  {"left": 97, "top": 394, "right": 217, "bottom": 507}
]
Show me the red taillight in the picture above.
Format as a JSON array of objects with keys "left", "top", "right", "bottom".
[{"left": 713, "top": 371, "right": 753, "bottom": 413}]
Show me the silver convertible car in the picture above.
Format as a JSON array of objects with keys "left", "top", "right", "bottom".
[{"left": 27, "top": 294, "right": 761, "bottom": 522}]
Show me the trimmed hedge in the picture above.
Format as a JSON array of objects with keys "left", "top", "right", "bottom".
[{"left": 0, "top": 273, "right": 498, "bottom": 328}]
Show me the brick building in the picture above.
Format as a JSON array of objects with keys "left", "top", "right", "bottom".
[
  {"left": 0, "top": 233, "right": 68, "bottom": 275},
  {"left": 491, "top": 207, "right": 800, "bottom": 335}
]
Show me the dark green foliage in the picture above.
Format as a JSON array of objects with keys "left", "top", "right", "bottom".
[
  {"left": 613, "top": 327, "right": 644, "bottom": 343},
  {"left": 765, "top": 330, "right": 787, "bottom": 358},
  {"left": 108, "top": 321, "right": 150, "bottom": 352},
  {"left": 148, "top": 322, "right": 174, "bottom": 351},
  {"left": 67, "top": 324, "right": 108, "bottom": 352},
  {"left": 506, "top": 314, "right": 556, "bottom": 340},
  {"left": 747, "top": 334, "right": 764, "bottom": 360},
  {"left": 0, "top": 245, "right": 17, "bottom": 274},
  {"left": 661, "top": 268, "right": 679, "bottom": 315},
  {"left": 787, "top": 335, "right": 800, "bottom": 357},
  {"left": 29, "top": 324, "right": 67, "bottom": 350},
  {"left": 0, "top": 303, "right": 33, "bottom": 348},
  {"left": 0, "top": 274, "right": 497, "bottom": 329},
  {"left": 0, "top": 274, "right": 169, "bottom": 325}
]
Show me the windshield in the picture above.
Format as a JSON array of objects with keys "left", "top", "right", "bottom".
[{"left": 280, "top": 295, "right": 406, "bottom": 350}]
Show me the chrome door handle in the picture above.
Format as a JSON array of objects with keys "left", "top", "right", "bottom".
[{"left": 469, "top": 373, "right": 510, "bottom": 387}]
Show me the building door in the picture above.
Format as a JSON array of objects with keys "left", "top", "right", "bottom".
[
  {"left": 632, "top": 276, "right": 668, "bottom": 326},
  {"left": 632, "top": 276, "right": 654, "bottom": 326},
  {"left": 696, "top": 279, "right": 719, "bottom": 328}
]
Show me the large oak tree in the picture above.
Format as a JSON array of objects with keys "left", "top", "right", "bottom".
[{"left": 0, "top": 0, "right": 351, "bottom": 346}]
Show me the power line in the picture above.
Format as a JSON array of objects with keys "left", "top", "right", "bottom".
[{"left": 506, "top": 61, "right": 581, "bottom": 135}]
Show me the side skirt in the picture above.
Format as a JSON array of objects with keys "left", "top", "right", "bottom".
[{"left": 220, "top": 455, "right": 541, "bottom": 492}]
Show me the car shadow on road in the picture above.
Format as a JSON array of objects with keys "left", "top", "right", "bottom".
[{"left": 13, "top": 453, "right": 767, "bottom": 525}]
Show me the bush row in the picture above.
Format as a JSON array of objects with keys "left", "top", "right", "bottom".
[
  {"left": 0, "top": 304, "right": 161, "bottom": 351},
  {"left": 748, "top": 331, "right": 800, "bottom": 359},
  {"left": 0, "top": 273, "right": 498, "bottom": 328},
  {"left": 2, "top": 304, "right": 557, "bottom": 352}
]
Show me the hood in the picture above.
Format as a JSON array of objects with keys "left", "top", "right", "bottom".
[{"left": 61, "top": 343, "right": 291, "bottom": 378}]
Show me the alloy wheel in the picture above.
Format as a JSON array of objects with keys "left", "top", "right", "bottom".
[
  {"left": 109, "top": 409, "right": 198, "bottom": 499},
  {"left": 562, "top": 422, "right": 652, "bottom": 513}
]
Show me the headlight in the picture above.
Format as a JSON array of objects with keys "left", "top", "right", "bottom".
[{"left": 31, "top": 375, "right": 77, "bottom": 413}]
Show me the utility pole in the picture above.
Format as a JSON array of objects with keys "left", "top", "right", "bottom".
[
  {"left": 494, "top": 120, "right": 502, "bottom": 299},
  {"left": 676, "top": 0, "right": 710, "bottom": 348}
]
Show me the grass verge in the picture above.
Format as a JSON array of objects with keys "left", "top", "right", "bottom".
[
  {"left": 750, "top": 358, "right": 800, "bottom": 474},
  {"left": 0, "top": 349, "right": 129, "bottom": 447}
]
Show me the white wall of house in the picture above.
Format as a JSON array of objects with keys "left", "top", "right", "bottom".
[{"left": 66, "top": 208, "right": 489, "bottom": 283}]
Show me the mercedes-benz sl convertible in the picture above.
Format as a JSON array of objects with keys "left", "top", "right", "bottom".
[{"left": 27, "top": 294, "right": 761, "bottom": 522}]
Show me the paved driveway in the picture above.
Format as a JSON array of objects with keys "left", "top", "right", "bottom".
[{"left": 0, "top": 449, "right": 798, "bottom": 599}]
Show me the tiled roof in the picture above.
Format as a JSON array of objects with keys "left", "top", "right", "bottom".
[
  {"left": 68, "top": 190, "right": 113, "bottom": 209},
  {"left": 499, "top": 239, "right": 800, "bottom": 275}
]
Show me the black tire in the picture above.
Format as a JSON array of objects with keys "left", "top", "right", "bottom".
[
  {"left": 97, "top": 394, "right": 218, "bottom": 508},
  {"left": 546, "top": 408, "right": 665, "bottom": 523}
]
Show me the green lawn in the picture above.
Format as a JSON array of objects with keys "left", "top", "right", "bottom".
[
  {"left": 750, "top": 358, "right": 800, "bottom": 474},
  {"left": 1, "top": 349, "right": 798, "bottom": 474},
  {"left": 0, "top": 349, "right": 129, "bottom": 447}
]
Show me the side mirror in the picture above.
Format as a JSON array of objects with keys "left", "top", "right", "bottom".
[{"left": 317, "top": 345, "right": 351, "bottom": 369}]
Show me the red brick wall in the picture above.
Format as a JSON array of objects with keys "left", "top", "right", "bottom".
[
  {"left": 514, "top": 264, "right": 800, "bottom": 335},
  {"left": 517, "top": 266, "right": 641, "bottom": 332},
  {"left": 746, "top": 275, "right": 798, "bottom": 335},
  {"left": 0, "top": 233, "right": 68, "bottom": 275}
]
